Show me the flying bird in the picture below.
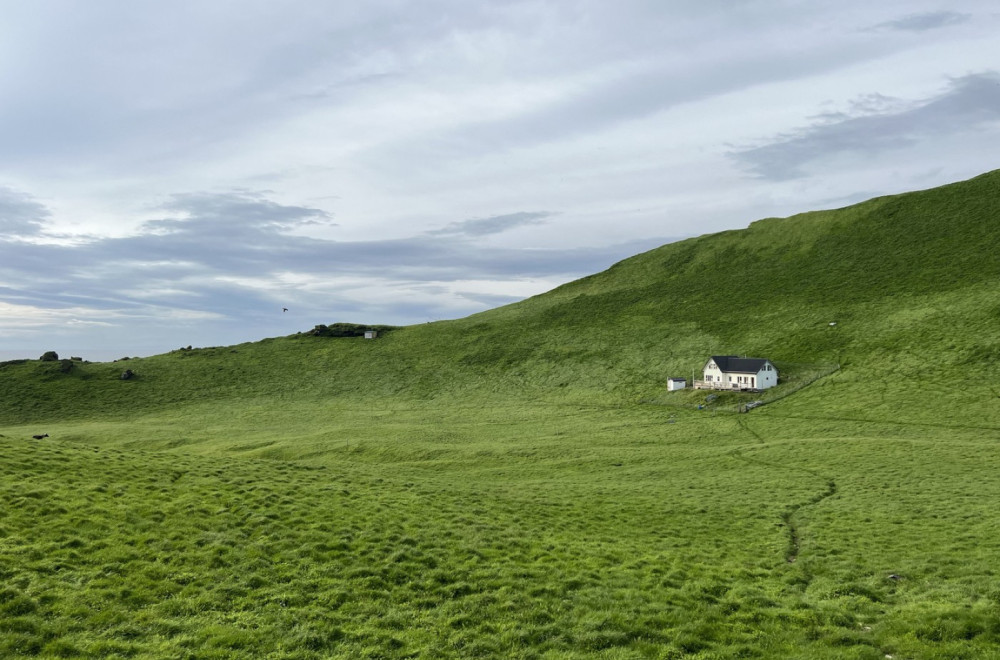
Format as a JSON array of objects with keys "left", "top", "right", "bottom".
[{"left": 282, "top": 308, "right": 288, "bottom": 313}]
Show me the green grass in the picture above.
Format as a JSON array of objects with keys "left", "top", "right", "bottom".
[
  {"left": 1, "top": 169, "right": 1000, "bottom": 657},
  {"left": 5, "top": 406, "right": 1000, "bottom": 658}
]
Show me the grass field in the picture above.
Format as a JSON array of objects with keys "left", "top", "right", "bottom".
[{"left": 2, "top": 170, "right": 1000, "bottom": 658}]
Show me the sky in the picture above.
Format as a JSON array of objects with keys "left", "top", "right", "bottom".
[{"left": 1, "top": 1, "right": 999, "bottom": 361}]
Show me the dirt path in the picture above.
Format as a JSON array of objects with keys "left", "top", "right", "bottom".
[{"left": 730, "top": 418, "right": 838, "bottom": 563}]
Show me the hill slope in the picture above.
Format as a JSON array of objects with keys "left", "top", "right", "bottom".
[{"left": 2, "top": 168, "right": 998, "bottom": 425}]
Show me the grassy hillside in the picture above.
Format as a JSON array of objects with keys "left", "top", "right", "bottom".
[
  {"left": 3, "top": 169, "right": 998, "bottom": 421},
  {"left": 1, "top": 169, "right": 999, "bottom": 658}
]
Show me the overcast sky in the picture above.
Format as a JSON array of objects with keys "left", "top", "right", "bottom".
[{"left": 2, "top": 1, "right": 998, "bottom": 360}]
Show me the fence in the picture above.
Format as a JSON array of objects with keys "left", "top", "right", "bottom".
[{"left": 692, "top": 379, "right": 759, "bottom": 392}]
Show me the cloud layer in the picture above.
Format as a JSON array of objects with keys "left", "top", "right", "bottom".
[
  {"left": 0, "top": 187, "right": 49, "bottom": 236},
  {"left": 1, "top": 1, "right": 999, "bottom": 356},
  {"left": 871, "top": 11, "right": 971, "bottom": 32},
  {"left": 732, "top": 72, "right": 1000, "bottom": 180},
  {"left": 0, "top": 190, "right": 670, "bottom": 356}
]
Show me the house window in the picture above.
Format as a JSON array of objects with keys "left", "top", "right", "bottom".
[{"left": 705, "top": 375, "right": 712, "bottom": 382}]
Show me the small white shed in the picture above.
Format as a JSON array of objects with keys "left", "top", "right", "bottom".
[
  {"left": 667, "top": 378, "right": 687, "bottom": 391},
  {"left": 364, "top": 329, "right": 379, "bottom": 339}
]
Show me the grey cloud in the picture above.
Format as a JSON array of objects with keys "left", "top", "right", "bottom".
[
  {"left": 870, "top": 11, "right": 970, "bottom": 32},
  {"left": 144, "top": 191, "right": 335, "bottom": 237},
  {"left": 0, "top": 1, "right": 601, "bottom": 177},
  {"left": 0, "top": 187, "right": 49, "bottom": 237},
  {"left": 0, "top": 4, "right": 409, "bottom": 171},
  {"left": 292, "top": 72, "right": 405, "bottom": 102},
  {"left": 368, "top": 32, "right": 894, "bottom": 172},
  {"left": 429, "top": 211, "right": 554, "bottom": 237},
  {"left": 808, "top": 93, "right": 908, "bottom": 124},
  {"left": 731, "top": 72, "right": 1000, "bottom": 180},
  {"left": 0, "top": 1, "right": 929, "bottom": 186},
  {"left": 0, "top": 191, "right": 677, "bottom": 325}
]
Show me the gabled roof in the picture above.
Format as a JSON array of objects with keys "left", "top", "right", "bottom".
[{"left": 706, "top": 355, "right": 773, "bottom": 374}]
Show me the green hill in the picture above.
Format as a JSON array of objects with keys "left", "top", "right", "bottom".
[
  {"left": 3, "top": 168, "right": 998, "bottom": 423},
  {"left": 1, "top": 170, "right": 999, "bottom": 658}
]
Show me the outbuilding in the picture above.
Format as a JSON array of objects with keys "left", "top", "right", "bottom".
[
  {"left": 364, "top": 329, "right": 379, "bottom": 339},
  {"left": 695, "top": 356, "right": 778, "bottom": 391},
  {"left": 667, "top": 378, "right": 687, "bottom": 391}
]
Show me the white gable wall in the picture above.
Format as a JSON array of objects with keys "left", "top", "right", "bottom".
[
  {"left": 755, "top": 363, "right": 778, "bottom": 389},
  {"left": 703, "top": 359, "right": 724, "bottom": 385}
]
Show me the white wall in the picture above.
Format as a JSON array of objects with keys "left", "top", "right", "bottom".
[
  {"left": 703, "top": 360, "right": 723, "bottom": 383},
  {"left": 756, "top": 363, "right": 778, "bottom": 389}
]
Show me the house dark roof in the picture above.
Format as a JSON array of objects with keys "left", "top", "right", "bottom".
[{"left": 708, "top": 355, "right": 773, "bottom": 374}]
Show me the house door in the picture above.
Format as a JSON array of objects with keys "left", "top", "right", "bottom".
[{"left": 751, "top": 377, "right": 755, "bottom": 388}]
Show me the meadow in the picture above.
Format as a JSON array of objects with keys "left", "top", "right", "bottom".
[{"left": 1, "top": 170, "right": 999, "bottom": 658}]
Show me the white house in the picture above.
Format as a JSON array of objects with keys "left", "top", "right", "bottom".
[
  {"left": 696, "top": 356, "right": 778, "bottom": 391},
  {"left": 667, "top": 378, "right": 687, "bottom": 391}
]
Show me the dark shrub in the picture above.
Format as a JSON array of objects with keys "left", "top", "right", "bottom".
[
  {"left": 39, "top": 351, "right": 59, "bottom": 361},
  {"left": 309, "top": 323, "right": 397, "bottom": 337}
]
